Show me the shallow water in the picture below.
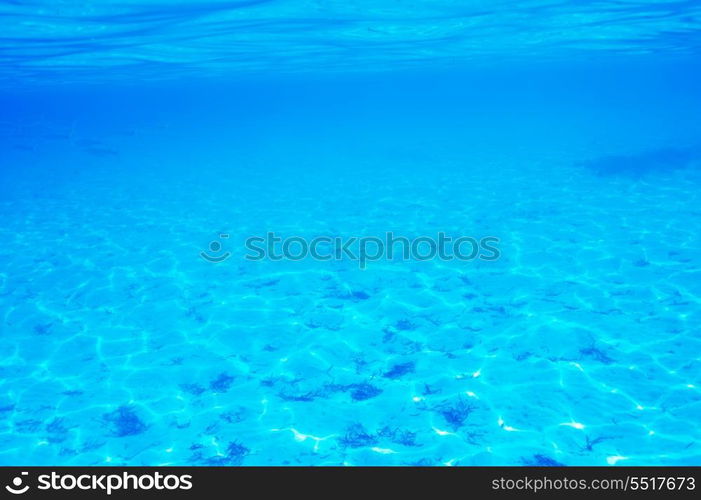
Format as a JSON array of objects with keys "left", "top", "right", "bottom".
[{"left": 1, "top": 2, "right": 701, "bottom": 466}]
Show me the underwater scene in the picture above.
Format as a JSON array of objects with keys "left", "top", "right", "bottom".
[{"left": 1, "top": 1, "right": 700, "bottom": 466}]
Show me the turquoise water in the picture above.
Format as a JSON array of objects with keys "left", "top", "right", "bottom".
[{"left": 1, "top": 2, "right": 701, "bottom": 466}]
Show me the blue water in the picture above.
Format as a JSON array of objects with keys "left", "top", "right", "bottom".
[{"left": 1, "top": 2, "right": 701, "bottom": 466}]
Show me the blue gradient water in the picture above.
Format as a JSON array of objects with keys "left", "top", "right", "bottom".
[{"left": 1, "top": 2, "right": 700, "bottom": 466}]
